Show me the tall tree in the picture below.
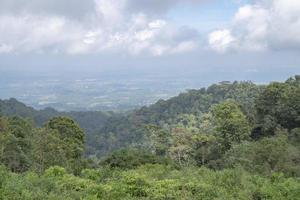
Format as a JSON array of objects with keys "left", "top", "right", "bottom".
[
  {"left": 31, "top": 128, "right": 67, "bottom": 173},
  {"left": 45, "top": 117, "right": 85, "bottom": 173},
  {"left": 0, "top": 117, "right": 33, "bottom": 172},
  {"left": 211, "top": 100, "right": 251, "bottom": 152},
  {"left": 168, "top": 127, "right": 194, "bottom": 167},
  {"left": 192, "top": 133, "right": 216, "bottom": 166},
  {"left": 255, "top": 77, "right": 300, "bottom": 137},
  {"left": 145, "top": 125, "right": 171, "bottom": 156}
]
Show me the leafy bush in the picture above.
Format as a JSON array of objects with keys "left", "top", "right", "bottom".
[{"left": 100, "top": 149, "right": 175, "bottom": 169}]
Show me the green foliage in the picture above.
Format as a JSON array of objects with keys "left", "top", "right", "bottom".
[
  {"left": 290, "top": 128, "right": 300, "bottom": 145},
  {"left": 1, "top": 165, "right": 300, "bottom": 200},
  {"left": 192, "top": 133, "right": 216, "bottom": 166},
  {"left": 211, "top": 100, "right": 251, "bottom": 151},
  {"left": 31, "top": 128, "right": 68, "bottom": 173},
  {"left": 0, "top": 116, "right": 88, "bottom": 174},
  {"left": 0, "top": 80, "right": 264, "bottom": 157},
  {"left": 0, "top": 75, "right": 299, "bottom": 199},
  {"left": 95, "top": 79, "right": 273, "bottom": 159},
  {"left": 46, "top": 117, "right": 85, "bottom": 150},
  {"left": 225, "top": 133, "right": 300, "bottom": 177},
  {"left": 255, "top": 77, "right": 300, "bottom": 137},
  {"left": 44, "top": 166, "right": 67, "bottom": 177},
  {"left": 100, "top": 148, "right": 174, "bottom": 169},
  {"left": 145, "top": 125, "right": 172, "bottom": 156},
  {"left": 168, "top": 127, "right": 195, "bottom": 167},
  {"left": 45, "top": 117, "right": 85, "bottom": 174},
  {"left": 0, "top": 98, "right": 112, "bottom": 157},
  {"left": 0, "top": 117, "right": 33, "bottom": 172}
]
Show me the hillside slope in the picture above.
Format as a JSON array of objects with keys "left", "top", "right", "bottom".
[{"left": 2, "top": 77, "right": 298, "bottom": 158}]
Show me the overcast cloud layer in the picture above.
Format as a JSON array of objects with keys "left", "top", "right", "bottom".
[
  {"left": 0, "top": 0, "right": 205, "bottom": 56},
  {"left": 0, "top": 0, "right": 300, "bottom": 56},
  {"left": 209, "top": 0, "right": 300, "bottom": 52}
]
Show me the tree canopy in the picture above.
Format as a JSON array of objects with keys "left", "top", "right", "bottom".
[{"left": 0, "top": 75, "right": 299, "bottom": 199}]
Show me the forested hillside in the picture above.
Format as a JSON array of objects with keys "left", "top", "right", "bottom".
[
  {"left": 93, "top": 80, "right": 264, "bottom": 156},
  {"left": 0, "top": 98, "right": 116, "bottom": 155},
  {"left": 0, "top": 98, "right": 114, "bottom": 131},
  {"left": 0, "top": 75, "right": 300, "bottom": 199},
  {"left": 1, "top": 76, "right": 299, "bottom": 158},
  {"left": 0, "top": 80, "right": 264, "bottom": 157}
]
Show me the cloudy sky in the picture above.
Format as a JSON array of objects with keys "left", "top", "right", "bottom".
[{"left": 0, "top": 0, "right": 299, "bottom": 81}]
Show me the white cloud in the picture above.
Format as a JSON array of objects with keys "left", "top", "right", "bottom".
[
  {"left": 83, "top": 31, "right": 99, "bottom": 44},
  {"left": 134, "top": 30, "right": 155, "bottom": 41},
  {"left": 150, "top": 45, "right": 170, "bottom": 56},
  {"left": 209, "top": 0, "right": 300, "bottom": 52},
  {"left": 171, "top": 41, "right": 197, "bottom": 54},
  {"left": 94, "top": 0, "right": 126, "bottom": 25},
  {"left": 208, "top": 30, "right": 236, "bottom": 53},
  {"left": 0, "top": 14, "right": 84, "bottom": 53},
  {"left": 0, "top": 44, "right": 13, "bottom": 53},
  {"left": 0, "top": 0, "right": 200, "bottom": 56},
  {"left": 148, "top": 20, "right": 166, "bottom": 29}
]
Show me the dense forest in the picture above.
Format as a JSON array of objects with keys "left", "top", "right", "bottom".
[{"left": 0, "top": 75, "right": 299, "bottom": 199}]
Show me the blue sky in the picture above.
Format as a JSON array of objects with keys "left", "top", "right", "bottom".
[
  {"left": 169, "top": 0, "right": 244, "bottom": 32},
  {"left": 0, "top": 0, "right": 299, "bottom": 82}
]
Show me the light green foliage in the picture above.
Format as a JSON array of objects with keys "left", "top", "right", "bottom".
[
  {"left": 168, "top": 127, "right": 195, "bottom": 167},
  {"left": 211, "top": 100, "right": 251, "bottom": 151},
  {"left": 0, "top": 80, "right": 264, "bottom": 157},
  {"left": 45, "top": 117, "right": 85, "bottom": 174},
  {"left": 0, "top": 117, "right": 33, "bottom": 172},
  {"left": 1, "top": 165, "right": 300, "bottom": 200},
  {"left": 172, "top": 114, "right": 202, "bottom": 133},
  {"left": 225, "top": 133, "right": 300, "bottom": 177},
  {"left": 255, "top": 76, "right": 300, "bottom": 137},
  {"left": 31, "top": 128, "right": 68, "bottom": 173},
  {"left": 100, "top": 148, "right": 174, "bottom": 169},
  {"left": 146, "top": 125, "right": 172, "bottom": 156},
  {"left": 0, "top": 116, "right": 87, "bottom": 174},
  {"left": 146, "top": 121, "right": 216, "bottom": 167},
  {"left": 45, "top": 117, "right": 85, "bottom": 156},
  {"left": 290, "top": 128, "right": 300, "bottom": 145},
  {"left": 192, "top": 133, "right": 216, "bottom": 166},
  {"left": 0, "top": 118, "right": 9, "bottom": 163},
  {"left": 0, "top": 76, "right": 299, "bottom": 199}
]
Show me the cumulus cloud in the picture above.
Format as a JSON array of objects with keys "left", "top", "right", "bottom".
[
  {"left": 0, "top": 0, "right": 200, "bottom": 56},
  {"left": 0, "top": 14, "right": 86, "bottom": 54},
  {"left": 209, "top": 0, "right": 300, "bottom": 52},
  {"left": 209, "top": 30, "right": 236, "bottom": 52}
]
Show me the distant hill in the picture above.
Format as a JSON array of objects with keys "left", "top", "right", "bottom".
[
  {"left": 0, "top": 98, "right": 114, "bottom": 154},
  {"left": 2, "top": 76, "right": 299, "bottom": 157},
  {"left": 0, "top": 80, "right": 266, "bottom": 157},
  {"left": 93, "top": 81, "right": 265, "bottom": 156}
]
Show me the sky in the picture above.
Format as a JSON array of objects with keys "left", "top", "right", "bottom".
[{"left": 0, "top": 0, "right": 300, "bottom": 82}]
